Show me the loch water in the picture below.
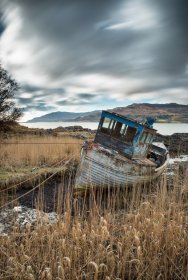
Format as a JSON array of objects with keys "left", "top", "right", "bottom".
[{"left": 22, "top": 122, "right": 188, "bottom": 135}]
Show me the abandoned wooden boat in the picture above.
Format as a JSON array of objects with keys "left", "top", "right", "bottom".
[{"left": 75, "top": 111, "right": 169, "bottom": 190}]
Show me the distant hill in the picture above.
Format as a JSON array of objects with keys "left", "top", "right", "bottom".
[
  {"left": 108, "top": 103, "right": 188, "bottom": 123},
  {"left": 26, "top": 110, "right": 100, "bottom": 122},
  {"left": 26, "top": 103, "right": 188, "bottom": 123}
]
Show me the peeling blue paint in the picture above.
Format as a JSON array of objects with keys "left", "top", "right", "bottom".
[{"left": 95, "top": 111, "right": 156, "bottom": 159}]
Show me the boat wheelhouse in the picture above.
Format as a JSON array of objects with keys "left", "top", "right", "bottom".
[
  {"left": 75, "top": 111, "right": 169, "bottom": 190},
  {"left": 95, "top": 111, "right": 156, "bottom": 159}
]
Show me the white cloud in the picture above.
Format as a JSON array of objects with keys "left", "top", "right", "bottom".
[{"left": 106, "top": 0, "right": 159, "bottom": 31}]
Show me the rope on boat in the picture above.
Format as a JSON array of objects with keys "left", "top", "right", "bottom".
[
  {"left": 0, "top": 156, "right": 70, "bottom": 193},
  {"left": 0, "top": 158, "right": 73, "bottom": 210}
]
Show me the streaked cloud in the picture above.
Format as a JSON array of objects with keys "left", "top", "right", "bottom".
[{"left": 0, "top": 0, "right": 188, "bottom": 121}]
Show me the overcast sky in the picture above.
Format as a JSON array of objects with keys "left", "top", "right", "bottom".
[{"left": 0, "top": 0, "right": 188, "bottom": 121}]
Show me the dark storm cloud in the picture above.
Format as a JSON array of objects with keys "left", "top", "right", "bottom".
[
  {"left": 57, "top": 98, "right": 93, "bottom": 106},
  {"left": 21, "top": 84, "right": 65, "bottom": 94},
  {"left": 21, "top": 84, "right": 44, "bottom": 93},
  {"left": 14, "top": 0, "right": 187, "bottom": 79},
  {"left": 25, "top": 104, "right": 56, "bottom": 112},
  {"left": 17, "top": 97, "right": 34, "bottom": 105},
  {"left": 148, "top": 0, "right": 188, "bottom": 76},
  {"left": 77, "top": 93, "right": 95, "bottom": 99},
  {"left": 126, "top": 76, "right": 188, "bottom": 95},
  {"left": 0, "top": 17, "right": 5, "bottom": 35},
  {"left": 1, "top": 0, "right": 188, "bottom": 117},
  {"left": 12, "top": 0, "right": 132, "bottom": 79}
]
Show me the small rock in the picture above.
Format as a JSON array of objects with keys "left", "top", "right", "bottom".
[
  {"left": 0, "top": 223, "right": 5, "bottom": 234},
  {"left": 13, "top": 206, "right": 22, "bottom": 213}
]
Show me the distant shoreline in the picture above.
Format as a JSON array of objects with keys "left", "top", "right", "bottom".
[
  {"left": 22, "top": 120, "right": 188, "bottom": 124},
  {"left": 18, "top": 122, "right": 188, "bottom": 135}
]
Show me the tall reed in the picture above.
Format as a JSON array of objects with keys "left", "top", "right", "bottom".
[
  {"left": 0, "top": 172, "right": 187, "bottom": 280},
  {"left": 0, "top": 135, "right": 82, "bottom": 167}
]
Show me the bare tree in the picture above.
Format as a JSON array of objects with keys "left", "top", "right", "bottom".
[{"left": 0, "top": 65, "right": 22, "bottom": 125}]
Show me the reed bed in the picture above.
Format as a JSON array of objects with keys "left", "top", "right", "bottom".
[
  {"left": 0, "top": 173, "right": 188, "bottom": 280},
  {"left": 0, "top": 135, "right": 82, "bottom": 167}
]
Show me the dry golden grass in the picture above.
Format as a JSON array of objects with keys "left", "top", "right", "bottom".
[
  {"left": 0, "top": 174, "right": 188, "bottom": 280},
  {"left": 0, "top": 135, "right": 82, "bottom": 189},
  {"left": 0, "top": 135, "right": 188, "bottom": 279},
  {"left": 0, "top": 135, "right": 82, "bottom": 167}
]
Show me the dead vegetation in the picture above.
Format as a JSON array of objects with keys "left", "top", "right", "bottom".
[
  {"left": 0, "top": 135, "right": 188, "bottom": 279},
  {"left": 0, "top": 135, "right": 82, "bottom": 187},
  {"left": 0, "top": 175, "right": 188, "bottom": 279},
  {"left": 0, "top": 135, "right": 82, "bottom": 167}
]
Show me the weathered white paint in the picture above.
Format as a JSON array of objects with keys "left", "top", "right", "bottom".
[{"left": 75, "top": 145, "right": 169, "bottom": 190}]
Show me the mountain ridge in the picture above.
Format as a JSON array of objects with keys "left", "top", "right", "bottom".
[{"left": 26, "top": 103, "right": 188, "bottom": 123}]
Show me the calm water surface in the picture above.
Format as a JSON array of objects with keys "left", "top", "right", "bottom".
[{"left": 21, "top": 122, "right": 188, "bottom": 135}]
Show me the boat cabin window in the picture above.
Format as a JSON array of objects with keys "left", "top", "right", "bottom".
[
  {"left": 140, "top": 132, "right": 153, "bottom": 144},
  {"left": 100, "top": 117, "right": 114, "bottom": 134},
  {"left": 111, "top": 122, "right": 137, "bottom": 143},
  {"left": 112, "top": 121, "right": 123, "bottom": 137},
  {"left": 100, "top": 117, "right": 137, "bottom": 144},
  {"left": 123, "top": 126, "right": 137, "bottom": 143},
  {"left": 146, "top": 134, "right": 153, "bottom": 143}
]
